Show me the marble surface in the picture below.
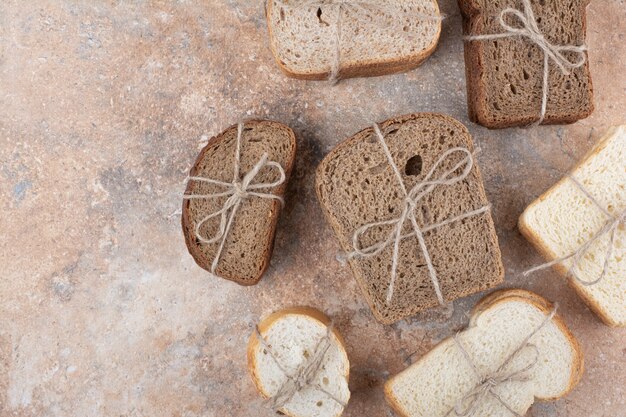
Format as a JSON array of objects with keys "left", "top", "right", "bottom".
[{"left": 1, "top": 1, "right": 625, "bottom": 416}]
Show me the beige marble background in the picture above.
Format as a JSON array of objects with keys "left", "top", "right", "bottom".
[{"left": 1, "top": 1, "right": 624, "bottom": 416}]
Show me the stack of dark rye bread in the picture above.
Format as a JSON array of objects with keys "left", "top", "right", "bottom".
[{"left": 181, "top": 1, "right": 625, "bottom": 416}]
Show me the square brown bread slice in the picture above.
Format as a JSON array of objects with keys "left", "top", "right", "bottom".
[
  {"left": 316, "top": 113, "right": 504, "bottom": 324},
  {"left": 182, "top": 120, "right": 296, "bottom": 285},
  {"left": 459, "top": 0, "right": 594, "bottom": 128}
]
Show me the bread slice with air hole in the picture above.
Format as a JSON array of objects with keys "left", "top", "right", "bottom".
[
  {"left": 248, "top": 307, "right": 350, "bottom": 417},
  {"left": 265, "top": 0, "right": 442, "bottom": 80},
  {"left": 315, "top": 113, "right": 504, "bottom": 324},
  {"left": 458, "top": 0, "right": 594, "bottom": 128},
  {"left": 182, "top": 120, "right": 296, "bottom": 285},
  {"left": 519, "top": 125, "right": 626, "bottom": 326},
  {"left": 384, "top": 289, "right": 584, "bottom": 417}
]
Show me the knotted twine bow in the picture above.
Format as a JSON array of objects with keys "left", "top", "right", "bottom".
[
  {"left": 272, "top": 0, "right": 443, "bottom": 84},
  {"left": 183, "top": 123, "right": 286, "bottom": 274},
  {"left": 343, "top": 124, "right": 491, "bottom": 306},
  {"left": 524, "top": 175, "right": 625, "bottom": 286},
  {"left": 446, "top": 306, "right": 557, "bottom": 417},
  {"left": 463, "top": 0, "right": 587, "bottom": 125},
  {"left": 255, "top": 323, "right": 347, "bottom": 411}
]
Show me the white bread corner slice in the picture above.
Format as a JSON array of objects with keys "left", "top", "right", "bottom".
[
  {"left": 519, "top": 126, "right": 626, "bottom": 326},
  {"left": 265, "top": 0, "right": 441, "bottom": 80},
  {"left": 384, "top": 289, "right": 584, "bottom": 417},
  {"left": 247, "top": 307, "right": 350, "bottom": 417}
]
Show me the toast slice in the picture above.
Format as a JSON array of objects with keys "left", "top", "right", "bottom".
[
  {"left": 316, "top": 113, "right": 504, "bottom": 324},
  {"left": 458, "top": 0, "right": 594, "bottom": 128},
  {"left": 519, "top": 125, "right": 626, "bottom": 326},
  {"left": 265, "top": 0, "right": 441, "bottom": 80},
  {"left": 247, "top": 307, "right": 350, "bottom": 417},
  {"left": 182, "top": 120, "right": 296, "bottom": 285},
  {"left": 385, "top": 289, "right": 584, "bottom": 417}
]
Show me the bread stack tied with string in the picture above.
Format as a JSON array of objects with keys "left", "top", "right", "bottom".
[
  {"left": 265, "top": 0, "right": 442, "bottom": 82},
  {"left": 316, "top": 113, "right": 504, "bottom": 324},
  {"left": 182, "top": 120, "right": 296, "bottom": 285},
  {"left": 385, "top": 289, "right": 584, "bottom": 417},
  {"left": 520, "top": 125, "right": 626, "bottom": 326},
  {"left": 459, "top": 0, "right": 594, "bottom": 128},
  {"left": 248, "top": 307, "right": 350, "bottom": 417}
]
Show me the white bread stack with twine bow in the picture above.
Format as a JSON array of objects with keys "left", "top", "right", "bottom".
[
  {"left": 520, "top": 125, "right": 626, "bottom": 326},
  {"left": 385, "top": 289, "right": 584, "bottom": 417},
  {"left": 265, "top": 0, "right": 442, "bottom": 82},
  {"left": 248, "top": 308, "right": 350, "bottom": 417}
]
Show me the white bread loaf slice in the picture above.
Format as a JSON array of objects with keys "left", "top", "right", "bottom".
[
  {"left": 384, "top": 289, "right": 584, "bottom": 417},
  {"left": 247, "top": 307, "right": 350, "bottom": 417},
  {"left": 265, "top": 0, "right": 441, "bottom": 80},
  {"left": 519, "top": 126, "right": 626, "bottom": 326}
]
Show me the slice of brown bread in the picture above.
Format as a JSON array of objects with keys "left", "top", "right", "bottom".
[
  {"left": 265, "top": 0, "right": 442, "bottom": 80},
  {"left": 182, "top": 120, "right": 296, "bottom": 285},
  {"left": 315, "top": 113, "right": 504, "bottom": 324},
  {"left": 459, "top": 0, "right": 594, "bottom": 128}
]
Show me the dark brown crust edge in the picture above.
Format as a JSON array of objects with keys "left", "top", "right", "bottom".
[
  {"left": 383, "top": 289, "right": 585, "bottom": 417},
  {"left": 265, "top": 0, "right": 442, "bottom": 81},
  {"left": 181, "top": 120, "right": 297, "bottom": 286},
  {"left": 315, "top": 113, "right": 504, "bottom": 325},
  {"left": 458, "top": 0, "right": 595, "bottom": 129}
]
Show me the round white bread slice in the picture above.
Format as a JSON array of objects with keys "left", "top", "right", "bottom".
[
  {"left": 247, "top": 307, "right": 351, "bottom": 417},
  {"left": 384, "top": 289, "right": 584, "bottom": 417}
]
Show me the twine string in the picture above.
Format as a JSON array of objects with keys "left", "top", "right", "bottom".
[
  {"left": 183, "top": 123, "right": 286, "bottom": 273},
  {"left": 463, "top": 0, "right": 587, "bottom": 125}
]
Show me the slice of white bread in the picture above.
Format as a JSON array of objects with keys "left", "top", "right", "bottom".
[
  {"left": 519, "top": 125, "right": 626, "bottom": 326},
  {"left": 385, "top": 289, "right": 584, "bottom": 417},
  {"left": 247, "top": 307, "right": 350, "bottom": 417},
  {"left": 265, "top": 0, "right": 441, "bottom": 80}
]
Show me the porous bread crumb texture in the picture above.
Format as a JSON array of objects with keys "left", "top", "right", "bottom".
[
  {"left": 182, "top": 120, "right": 296, "bottom": 285},
  {"left": 520, "top": 125, "right": 626, "bottom": 326},
  {"left": 459, "top": 0, "right": 594, "bottom": 128},
  {"left": 248, "top": 310, "right": 350, "bottom": 417},
  {"left": 266, "top": 0, "right": 441, "bottom": 79},
  {"left": 316, "top": 113, "right": 504, "bottom": 324},
  {"left": 385, "top": 290, "right": 582, "bottom": 417}
]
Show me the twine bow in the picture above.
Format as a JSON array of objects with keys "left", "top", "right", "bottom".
[
  {"left": 272, "top": 0, "right": 443, "bottom": 84},
  {"left": 524, "top": 175, "right": 625, "bottom": 286},
  {"left": 255, "top": 323, "right": 347, "bottom": 411},
  {"left": 183, "top": 123, "right": 286, "bottom": 274},
  {"left": 447, "top": 306, "right": 557, "bottom": 417},
  {"left": 464, "top": 0, "right": 587, "bottom": 125},
  {"left": 345, "top": 124, "right": 491, "bottom": 306}
]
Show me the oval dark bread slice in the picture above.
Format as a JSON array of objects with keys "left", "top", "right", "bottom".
[
  {"left": 315, "top": 113, "right": 504, "bottom": 324},
  {"left": 458, "top": 0, "right": 594, "bottom": 128},
  {"left": 182, "top": 120, "right": 296, "bottom": 285},
  {"left": 384, "top": 289, "right": 584, "bottom": 417},
  {"left": 265, "top": 0, "right": 442, "bottom": 80}
]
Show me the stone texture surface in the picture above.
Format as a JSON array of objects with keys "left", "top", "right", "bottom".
[{"left": 0, "top": 1, "right": 624, "bottom": 416}]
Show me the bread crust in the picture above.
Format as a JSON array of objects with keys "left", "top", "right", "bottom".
[
  {"left": 518, "top": 126, "right": 624, "bottom": 326},
  {"left": 181, "top": 120, "right": 297, "bottom": 286},
  {"left": 265, "top": 0, "right": 442, "bottom": 80},
  {"left": 315, "top": 113, "right": 504, "bottom": 325},
  {"left": 384, "top": 289, "right": 584, "bottom": 417},
  {"left": 458, "top": 0, "right": 594, "bottom": 129},
  {"left": 247, "top": 307, "right": 350, "bottom": 417}
]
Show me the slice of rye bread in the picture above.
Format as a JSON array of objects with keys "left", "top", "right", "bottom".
[
  {"left": 265, "top": 0, "right": 441, "bottom": 80},
  {"left": 182, "top": 120, "right": 296, "bottom": 285},
  {"left": 458, "top": 0, "right": 594, "bottom": 128},
  {"left": 247, "top": 307, "right": 350, "bottom": 417},
  {"left": 384, "top": 289, "right": 584, "bottom": 417},
  {"left": 315, "top": 113, "right": 504, "bottom": 324},
  {"left": 519, "top": 125, "right": 626, "bottom": 326}
]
